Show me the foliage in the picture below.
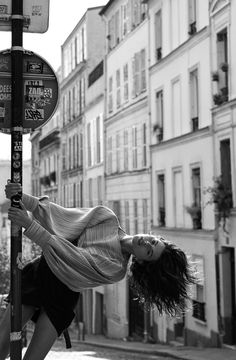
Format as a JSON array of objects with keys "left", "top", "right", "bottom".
[
  {"left": 204, "top": 176, "right": 232, "bottom": 224},
  {"left": 0, "top": 243, "right": 10, "bottom": 294},
  {"left": 185, "top": 204, "right": 201, "bottom": 218},
  {"left": 185, "top": 204, "right": 202, "bottom": 229}
]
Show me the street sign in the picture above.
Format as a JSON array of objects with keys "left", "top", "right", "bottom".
[
  {"left": 0, "top": 49, "right": 59, "bottom": 134},
  {"left": 0, "top": 0, "right": 49, "bottom": 33}
]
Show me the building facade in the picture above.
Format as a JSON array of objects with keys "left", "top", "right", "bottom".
[
  {"left": 209, "top": 0, "right": 236, "bottom": 346},
  {"left": 83, "top": 60, "right": 106, "bottom": 335},
  {"left": 146, "top": 0, "right": 218, "bottom": 347},
  {"left": 100, "top": 0, "right": 151, "bottom": 339},
  {"left": 26, "top": 0, "right": 236, "bottom": 348},
  {"left": 59, "top": 6, "right": 105, "bottom": 209}
]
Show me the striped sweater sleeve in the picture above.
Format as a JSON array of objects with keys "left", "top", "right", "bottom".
[{"left": 23, "top": 208, "right": 127, "bottom": 291}]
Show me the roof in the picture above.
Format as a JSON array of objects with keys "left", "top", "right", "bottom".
[
  {"left": 99, "top": 0, "right": 115, "bottom": 15},
  {"left": 100, "top": 0, "right": 147, "bottom": 15}
]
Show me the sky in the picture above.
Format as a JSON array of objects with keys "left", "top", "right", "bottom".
[{"left": 0, "top": 0, "right": 104, "bottom": 160}]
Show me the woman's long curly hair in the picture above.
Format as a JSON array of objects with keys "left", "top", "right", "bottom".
[{"left": 128, "top": 240, "right": 197, "bottom": 316}]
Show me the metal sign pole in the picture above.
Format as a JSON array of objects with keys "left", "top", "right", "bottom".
[{"left": 10, "top": 0, "right": 23, "bottom": 359}]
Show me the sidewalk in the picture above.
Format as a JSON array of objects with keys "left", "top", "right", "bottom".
[{"left": 70, "top": 334, "right": 236, "bottom": 360}]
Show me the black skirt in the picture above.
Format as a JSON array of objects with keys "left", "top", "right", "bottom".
[{"left": 21, "top": 255, "right": 80, "bottom": 336}]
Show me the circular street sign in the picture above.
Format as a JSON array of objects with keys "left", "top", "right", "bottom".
[{"left": 0, "top": 49, "right": 59, "bottom": 134}]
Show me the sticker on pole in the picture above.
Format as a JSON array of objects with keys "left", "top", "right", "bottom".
[
  {"left": 0, "top": 0, "right": 49, "bottom": 33},
  {"left": 0, "top": 49, "right": 59, "bottom": 134}
]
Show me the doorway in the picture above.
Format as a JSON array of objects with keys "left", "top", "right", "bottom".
[{"left": 221, "top": 247, "right": 236, "bottom": 345}]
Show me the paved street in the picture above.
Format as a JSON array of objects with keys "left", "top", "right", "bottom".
[{"left": 20, "top": 340, "right": 174, "bottom": 360}]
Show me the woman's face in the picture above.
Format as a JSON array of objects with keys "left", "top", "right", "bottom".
[{"left": 132, "top": 234, "right": 165, "bottom": 262}]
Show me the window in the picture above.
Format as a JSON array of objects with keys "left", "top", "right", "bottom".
[
  {"left": 132, "top": 126, "right": 138, "bottom": 169},
  {"left": 122, "top": 3, "right": 128, "bottom": 37},
  {"left": 69, "top": 137, "right": 72, "bottom": 170},
  {"left": 174, "top": 169, "right": 184, "bottom": 227},
  {"left": 132, "top": 49, "right": 146, "bottom": 97},
  {"left": 116, "top": 132, "right": 120, "bottom": 172},
  {"left": 73, "top": 183, "right": 76, "bottom": 207},
  {"left": 133, "top": 199, "right": 138, "bottom": 234},
  {"left": 96, "top": 116, "right": 102, "bottom": 164},
  {"left": 192, "top": 167, "right": 201, "bottom": 207},
  {"left": 77, "top": 25, "right": 87, "bottom": 63},
  {"left": 79, "top": 132, "right": 83, "bottom": 168},
  {"left": 133, "top": 52, "right": 140, "bottom": 97},
  {"left": 108, "top": 16, "right": 115, "bottom": 50},
  {"left": 190, "top": 69, "right": 199, "bottom": 131},
  {"left": 172, "top": 79, "right": 181, "bottom": 137},
  {"left": 192, "top": 255, "right": 206, "bottom": 321},
  {"left": 62, "top": 96, "right": 66, "bottom": 126},
  {"left": 220, "top": 139, "right": 232, "bottom": 197},
  {"left": 125, "top": 200, "right": 130, "bottom": 233},
  {"left": 140, "top": 49, "right": 146, "bottom": 92},
  {"left": 88, "top": 178, "right": 93, "bottom": 207},
  {"left": 124, "top": 130, "right": 129, "bottom": 171},
  {"left": 115, "top": 10, "right": 120, "bottom": 45},
  {"left": 170, "top": 0, "right": 180, "bottom": 49},
  {"left": 155, "top": 10, "right": 162, "bottom": 61},
  {"left": 107, "top": 136, "right": 113, "bottom": 174},
  {"left": 97, "top": 176, "right": 103, "bottom": 205},
  {"left": 62, "top": 143, "right": 66, "bottom": 170},
  {"left": 108, "top": 11, "right": 120, "bottom": 50},
  {"left": 87, "top": 123, "right": 92, "bottom": 167},
  {"left": 123, "top": 63, "right": 129, "bottom": 102},
  {"left": 80, "top": 77, "right": 85, "bottom": 113},
  {"left": 68, "top": 91, "right": 72, "bottom": 122},
  {"left": 132, "top": 0, "right": 146, "bottom": 28},
  {"left": 143, "top": 199, "right": 148, "bottom": 233},
  {"left": 217, "top": 28, "right": 228, "bottom": 101},
  {"left": 191, "top": 167, "right": 202, "bottom": 229},
  {"left": 116, "top": 69, "right": 121, "bottom": 109},
  {"left": 188, "top": 0, "right": 197, "bottom": 35},
  {"left": 154, "top": 90, "right": 164, "bottom": 141},
  {"left": 142, "top": 123, "right": 147, "bottom": 167},
  {"left": 157, "top": 174, "right": 165, "bottom": 226},
  {"left": 113, "top": 201, "right": 121, "bottom": 221},
  {"left": 108, "top": 76, "right": 113, "bottom": 113},
  {"left": 72, "top": 134, "right": 76, "bottom": 169},
  {"left": 72, "top": 86, "right": 76, "bottom": 119}
]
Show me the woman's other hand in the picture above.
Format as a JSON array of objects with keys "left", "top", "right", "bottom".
[
  {"left": 8, "top": 201, "right": 32, "bottom": 229},
  {"left": 5, "top": 181, "right": 22, "bottom": 200}
]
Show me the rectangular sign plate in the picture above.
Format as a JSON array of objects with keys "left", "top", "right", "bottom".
[{"left": 0, "top": 0, "right": 49, "bottom": 33}]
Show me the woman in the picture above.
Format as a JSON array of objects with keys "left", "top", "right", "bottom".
[{"left": 0, "top": 182, "right": 196, "bottom": 360}]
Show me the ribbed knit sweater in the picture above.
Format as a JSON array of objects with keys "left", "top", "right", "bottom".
[{"left": 22, "top": 194, "right": 128, "bottom": 292}]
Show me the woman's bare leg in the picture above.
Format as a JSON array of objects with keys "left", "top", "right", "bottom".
[
  {"left": 23, "top": 310, "right": 58, "bottom": 360},
  {"left": 0, "top": 304, "right": 35, "bottom": 360}
]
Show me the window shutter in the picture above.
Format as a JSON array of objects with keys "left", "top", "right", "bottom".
[
  {"left": 155, "top": 10, "right": 162, "bottom": 50},
  {"left": 140, "top": 49, "right": 146, "bottom": 91},
  {"left": 132, "top": 56, "right": 136, "bottom": 98},
  {"left": 127, "top": 0, "right": 131, "bottom": 33}
]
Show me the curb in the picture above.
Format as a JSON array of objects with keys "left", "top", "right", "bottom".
[{"left": 73, "top": 339, "right": 190, "bottom": 360}]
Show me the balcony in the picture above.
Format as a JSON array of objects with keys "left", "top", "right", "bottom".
[{"left": 39, "top": 129, "right": 60, "bottom": 150}]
